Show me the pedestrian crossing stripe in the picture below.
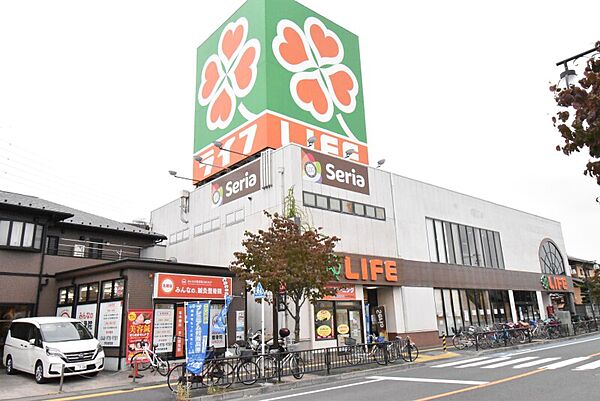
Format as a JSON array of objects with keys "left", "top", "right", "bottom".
[{"left": 432, "top": 355, "right": 600, "bottom": 371}]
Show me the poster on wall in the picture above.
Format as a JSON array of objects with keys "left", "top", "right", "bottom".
[
  {"left": 374, "top": 305, "right": 387, "bottom": 339},
  {"left": 97, "top": 301, "right": 123, "bottom": 347},
  {"left": 154, "top": 305, "right": 175, "bottom": 354},
  {"left": 235, "top": 311, "right": 245, "bottom": 341},
  {"left": 126, "top": 309, "right": 153, "bottom": 363},
  {"left": 75, "top": 304, "right": 97, "bottom": 335},
  {"left": 56, "top": 306, "right": 72, "bottom": 318},
  {"left": 314, "top": 302, "right": 335, "bottom": 340},
  {"left": 209, "top": 304, "right": 225, "bottom": 348}
]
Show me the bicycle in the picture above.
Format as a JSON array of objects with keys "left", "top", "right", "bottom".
[
  {"left": 344, "top": 335, "right": 386, "bottom": 365},
  {"left": 167, "top": 348, "right": 234, "bottom": 392},
  {"left": 130, "top": 340, "right": 170, "bottom": 376}
]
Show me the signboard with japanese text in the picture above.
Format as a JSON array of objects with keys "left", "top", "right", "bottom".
[
  {"left": 126, "top": 309, "right": 153, "bottom": 363},
  {"left": 192, "top": 0, "right": 368, "bottom": 182},
  {"left": 235, "top": 310, "right": 245, "bottom": 341},
  {"left": 186, "top": 301, "right": 211, "bottom": 375},
  {"left": 97, "top": 301, "right": 123, "bottom": 347},
  {"left": 209, "top": 304, "right": 226, "bottom": 348},
  {"left": 175, "top": 306, "right": 186, "bottom": 358},
  {"left": 323, "top": 283, "right": 356, "bottom": 301},
  {"left": 75, "top": 304, "right": 97, "bottom": 335},
  {"left": 56, "top": 306, "right": 72, "bottom": 318},
  {"left": 154, "top": 273, "right": 232, "bottom": 300},
  {"left": 153, "top": 305, "right": 175, "bottom": 354}
]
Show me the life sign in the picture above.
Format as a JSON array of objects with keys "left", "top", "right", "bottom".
[{"left": 541, "top": 275, "right": 568, "bottom": 291}]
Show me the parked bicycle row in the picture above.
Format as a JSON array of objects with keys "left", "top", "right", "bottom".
[
  {"left": 451, "top": 316, "right": 600, "bottom": 351},
  {"left": 130, "top": 329, "right": 419, "bottom": 393}
]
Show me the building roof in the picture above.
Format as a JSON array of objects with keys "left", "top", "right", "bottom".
[
  {"left": 0, "top": 190, "right": 166, "bottom": 240},
  {"left": 568, "top": 255, "right": 597, "bottom": 265}
]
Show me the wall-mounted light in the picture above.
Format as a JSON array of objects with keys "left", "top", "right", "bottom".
[
  {"left": 376, "top": 159, "right": 386, "bottom": 168},
  {"left": 194, "top": 155, "right": 227, "bottom": 170},
  {"left": 344, "top": 149, "right": 356, "bottom": 158},
  {"left": 213, "top": 141, "right": 249, "bottom": 157},
  {"left": 307, "top": 136, "right": 317, "bottom": 147}
]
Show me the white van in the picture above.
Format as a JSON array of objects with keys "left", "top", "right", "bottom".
[{"left": 3, "top": 317, "right": 105, "bottom": 383}]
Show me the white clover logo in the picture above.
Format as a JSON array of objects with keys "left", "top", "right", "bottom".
[
  {"left": 198, "top": 17, "right": 260, "bottom": 130},
  {"left": 272, "top": 17, "right": 359, "bottom": 138}
]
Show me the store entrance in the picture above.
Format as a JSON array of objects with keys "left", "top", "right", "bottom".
[
  {"left": 334, "top": 302, "right": 363, "bottom": 346},
  {"left": 364, "top": 288, "right": 387, "bottom": 341},
  {"left": 513, "top": 291, "right": 540, "bottom": 322}
]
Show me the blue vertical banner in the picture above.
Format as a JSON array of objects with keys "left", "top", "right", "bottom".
[
  {"left": 185, "top": 301, "right": 211, "bottom": 374},
  {"left": 212, "top": 295, "right": 232, "bottom": 335}
]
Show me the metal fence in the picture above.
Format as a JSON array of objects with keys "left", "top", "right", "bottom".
[{"left": 166, "top": 338, "right": 416, "bottom": 392}]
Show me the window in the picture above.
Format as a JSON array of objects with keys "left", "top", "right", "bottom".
[
  {"left": 169, "top": 228, "right": 190, "bottom": 244},
  {"left": 58, "top": 287, "right": 75, "bottom": 306},
  {"left": 539, "top": 239, "right": 565, "bottom": 275},
  {"left": 0, "top": 220, "right": 44, "bottom": 251},
  {"left": 302, "top": 191, "right": 386, "bottom": 221},
  {"left": 45, "top": 236, "right": 59, "bottom": 255},
  {"left": 78, "top": 283, "right": 99, "bottom": 303},
  {"left": 303, "top": 192, "right": 316, "bottom": 207},
  {"left": 425, "top": 218, "right": 505, "bottom": 270},
  {"left": 194, "top": 218, "right": 221, "bottom": 237},
  {"left": 225, "top": 209, "right": 245, "bottom": 226},
  {"left": 88, "top": 238, "right": 103, "bottom": 259},
  {"left": 101, "top": 279, "right": 125, "bottom": 301},
  {"left": 354, "top": 203, "right": 365, "bottom": 216},
  {"left": 316, "top": 195, "right": 328, "bottom": 209}
]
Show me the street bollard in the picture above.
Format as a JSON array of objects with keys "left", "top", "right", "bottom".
[
  {"left": 442, "top": 334, "right": 447, "bottom": 352},
  {"left": 59, "top": 364, "right": 65, "bottom": 393}
]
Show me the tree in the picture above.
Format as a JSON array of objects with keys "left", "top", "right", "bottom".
[
  {"left": 230, "top": 211, "right": 340, "bottom": 343},
  {"left": 550, "top": 41, "right": 600, "bottom": 185},
  {"left": 585, "top": 273, "right": 600, "bottom": 306}
]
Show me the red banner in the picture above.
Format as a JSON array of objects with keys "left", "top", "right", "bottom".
[
  {"left": 154, "top": 273, "right": 232, "bottom": 300},
  {"left": 126, "top": 309, "right": 153, "bottom": 364},
  {"left": 323, "top": 283, "right": 356, "bottom": 301}
]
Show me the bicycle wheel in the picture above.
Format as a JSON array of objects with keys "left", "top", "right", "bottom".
[
  {"left": 237, "top": 360, "right": 259, "bottom": 385},
  {"left": 373, "top": 345, "right": 386, "bottom": 365},
  {"left": 344, "top": 345, "right": 366, "bottom": 365},
  {"left": 206, "top": 360, "right": 234, "bottom": 389},
  {"left": 452, "top": 336, "right": 465, "bottom": 350},
  {"left": 130, "top": 352, "right": 152, "bottom": 371},
  {"left": 387, "top": 342, "right": 400, "bottom": 363},
  {"left": 157, "top": 358, "right": 170, "bottom": 376},
  {"left": 401, "top": 344, "right": 419, "bottom": 362},
  {"left": 290, "top": 354, "right": 305, "bottom": 379},
  {"left": 167, "top": 363, "right": 187, "bottom": 393}
]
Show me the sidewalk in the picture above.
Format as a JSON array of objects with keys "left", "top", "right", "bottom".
[{"left": 0, "top": 367, "right": 166, "bottom": 401}]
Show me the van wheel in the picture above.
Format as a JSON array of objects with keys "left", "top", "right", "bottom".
[
  {"left": 35, "top": 361, "right": 46, "bottom": 384},
  {"left": 5, "top": 356, "right": 15, "bottom": 375}
]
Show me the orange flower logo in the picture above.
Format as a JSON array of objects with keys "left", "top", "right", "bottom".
[
  {"left": 198, "top": 17, "right": 260, "bottom": 130},
  {"left": 272, "top": 17, "right": 359, "bottom": 134}
]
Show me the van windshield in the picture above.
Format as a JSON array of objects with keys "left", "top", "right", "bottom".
[{"left": 40, "top": 322, "right": 93, "bottom": 342}]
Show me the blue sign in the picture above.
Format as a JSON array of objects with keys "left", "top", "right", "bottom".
[
  {"left": 185, "top": 301, "right": 211, "bottom": 375},
  {"left": 254, "top": 282, "right": 266, "bottom": 300},
  {"left": 212, "top": 296, "right": 232, "bottom": 334}
]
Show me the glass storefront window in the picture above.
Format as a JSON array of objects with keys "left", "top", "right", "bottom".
[
  {"left": 451, "top": 290, "right": 463, "bottom": 329},
  {"left": 434, "top": 289, "right": 446, "bottom": 336},
  {"left": 314, "top": 301, "right": 335, "bottom": 340}
]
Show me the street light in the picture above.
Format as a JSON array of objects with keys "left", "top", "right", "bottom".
[
  {"left": 168, "top": 171, "right": 200, "bottom": 184},
  {"left": 213, "top": 141, "right": 249, "bottom": 157},
  {"left": 555, "top": 44, "right": 599, "bottom": 87},
  {"left": 193, "top": 155, "right": 227, "bottom": 171}
]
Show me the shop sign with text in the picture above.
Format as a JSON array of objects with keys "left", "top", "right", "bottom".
[
  {"left": 541, "top": 275, "right": 568, "bottom": 291},
  {"left": 154, "top": 273, "right": 232, "bottom": 300},
  {"left": 302, "top": 148, "right": 369, "bottom": 194},
  {"left": 210, "top": 160, "right": 261, "bottom": 207},
  {"left": 323, "top": 283, "right": 356, "bottom": 301},
  {"left": 126, "top": 309, "right": 153, "bottom": 364},
  {"left": 334, "top": 255, "right": 398, "bottom": 284}
]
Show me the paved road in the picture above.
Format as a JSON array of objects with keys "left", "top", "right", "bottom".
[{"left": 22, "top": 334, "right": 600, "bottom": 401}]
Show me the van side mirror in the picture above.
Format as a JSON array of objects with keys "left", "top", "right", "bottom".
[{"left": 29, "top": 339, "right": 36, "bottom": 345}]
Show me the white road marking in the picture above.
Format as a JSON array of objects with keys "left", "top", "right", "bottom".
[
  {"left": 510, "top": 335, "right": 600, "bottom": 356},
  {"left": 432, "top": 357, "right": 492, "bottom": 368},
  {"left": 256, "top": 378, "right": 384, "bottom": 401},
  {"left": 573, "top": 359, "right": 600, "bottom": 371},
  {"left": 513, "top": 357, "right": 561, "bottom": 368},
  {"left": 542, "top": 357, "right": 590, "bottom": 370},
  {"left": 456, "top": 357, "right": 511, "bottom": 368},
  {"left": 481, "top": 357, "right": 538, "bottom": 369},
  {"left": 367, "top": 376, "right": 488, "bottom": 386}
]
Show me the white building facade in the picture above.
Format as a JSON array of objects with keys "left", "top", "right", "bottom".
[{"left": 150, "top": 144, "right": 573, "bottom": 347}]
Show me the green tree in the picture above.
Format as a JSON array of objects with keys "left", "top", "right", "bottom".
[
  {"left": 585, "top": 274, "right": 600, "bottom": 305},
  {"left": 550, "top": 41, "right": 600, "bottom": 185},
  {"left": 230, "top": 211, "right": 340, "bottom": 343}
]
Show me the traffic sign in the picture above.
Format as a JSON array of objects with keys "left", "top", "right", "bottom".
[{"left": 254, "top": 282, "right": 266, "bottom": 300}]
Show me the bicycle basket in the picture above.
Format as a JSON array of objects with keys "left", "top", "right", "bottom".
[
  {"left": 240, "top": 349, "right": 254, "bottom": 362},
  {"left": 344, "top": 337, "right": 357, "bottom": 346}
]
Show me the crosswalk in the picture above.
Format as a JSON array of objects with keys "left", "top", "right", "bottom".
[{"left": 432, "top": 355, "right": 600, "bottom": 371}]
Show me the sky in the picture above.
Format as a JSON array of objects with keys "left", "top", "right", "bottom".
[{"left": 0, "top": 0, "right": 598, "bottom": 262}]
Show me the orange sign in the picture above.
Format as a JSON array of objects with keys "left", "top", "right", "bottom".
[
  {"left": 324, "top": 283, "right": 356, "bottom": 301},
  {"left": 126, "top": 309, "right": 153, "bottom": 364},
  {"left": 342, "top": 256, "right": 398, "bottom": 283},
  {"left": 548, "top": 276, "right": 568, "bottom": 291},
  {"left": 154, "top": 273, "right": 232, "bottom": 300}
]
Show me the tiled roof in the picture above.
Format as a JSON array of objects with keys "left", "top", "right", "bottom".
[{"left": 0, "top": 190, "right": 165, "bottom": 238}]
